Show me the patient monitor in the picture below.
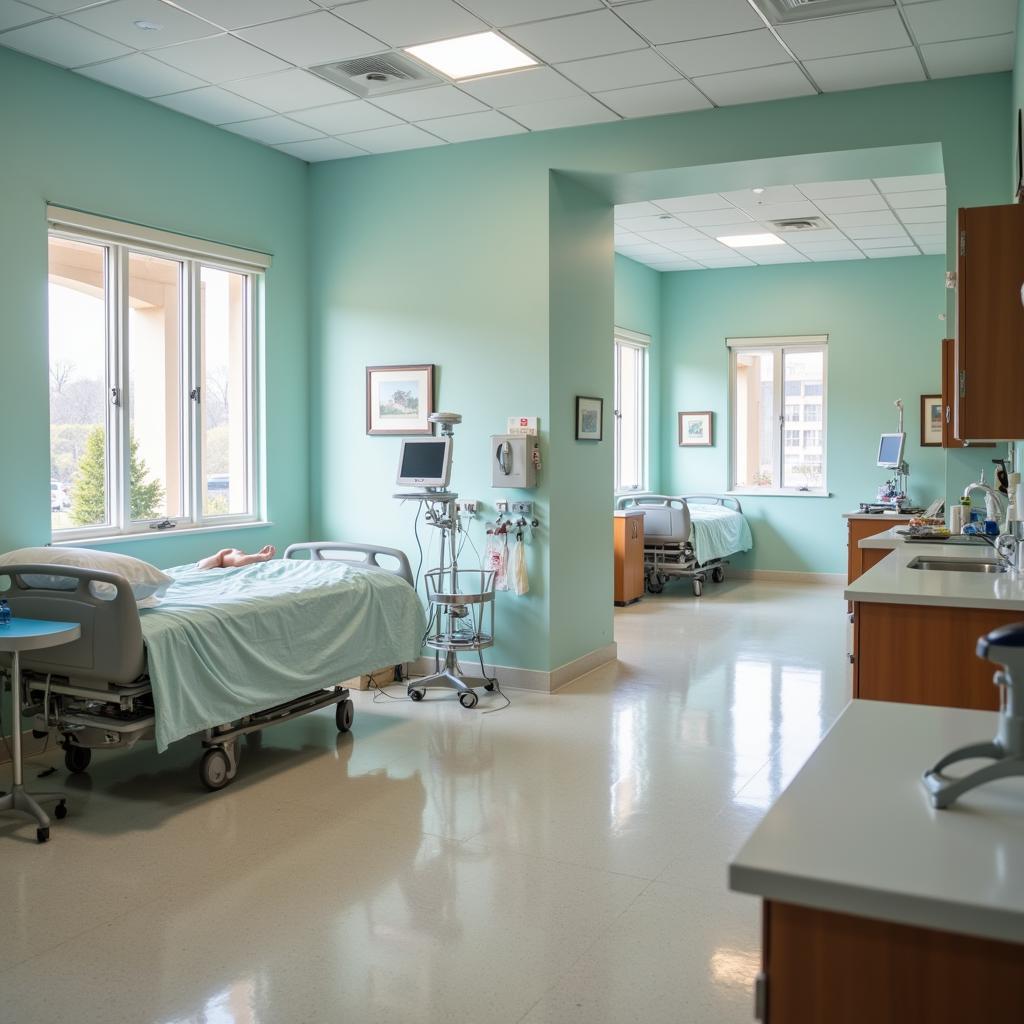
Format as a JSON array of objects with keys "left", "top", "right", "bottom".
[
  {"left": 396, "top": 437, "right": 452, "bottom": 489},
  {"left": 876, "top": 433, "right": 905, "bottom": 469}
]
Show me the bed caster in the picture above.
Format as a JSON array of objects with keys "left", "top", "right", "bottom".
[
  {"left": 64, "top": 746, "right": 92, "bottom": 774},
  {"left": 409, "top": 688, "right": 425, "bottom": 702},
  {"left": 36, "top": 827, "right": 49, "bottom": 844},
  {"left": 712, "top": 566, "right": 725, "bottom": 584},
  {"left": 646, "top": 575, "right": 665, "bottom": 594},
  {"left": 459, "top": 691, "right": 479, "bottom": 710},
  {"left": 54, "top": 800, "right": 68, "bottom": 820},
  {"left": 336, "top": 698, "right": 355, "bottom": 733},
  {"left": 692, "top": 579, "right": 704, "bottom": 597},
  {"left": 200, "top": 748, "right": 232, "bottom": 791},
  {"left": 485, "top": 681, "right": 497, "bottom": 692}
]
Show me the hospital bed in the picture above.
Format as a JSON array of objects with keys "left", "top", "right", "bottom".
[
  {"left": 614, "top": 494, "right": 753, "bottom": 597},
  {"left": 0, "top": 542, "right": 424, "bottom": 791}
]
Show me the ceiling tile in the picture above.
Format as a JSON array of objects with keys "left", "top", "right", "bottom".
[
  {"left": 155, "top": 85, "right": 273, "bottom": 123},
  {"left": 778, "top": 228, "right": 848, "bottom": 243},
  {"left": 638, "top": 226, "right": 705, "bottom": 243},
  {"left": 830, "top": 209, "right": 900, "bottom": 227},
  {"left": 503, "top": 11, "right": 645, "bottom": 64},
  {"left": 173, "top": 0, "right": 320, "bottom": 30},
  {"left": 874, "top": 173, "right": 944, "bottom": 192},
  {"left": 741, "top": 200, "right": 821, "bottom": 220},
  {"left": 291, "top": 98, "right": 400, "bottom": 132},
  {"left": 806, "top": 251, "right": 865, "bottom": 261},
  {"left": 722, "top": 185, "right": 804, "bottom": 208},
  {"left": 679, "top": 207, "right": 753, "bottom": 227},
  {"left": 843, "top": 223, "right": 909, "bottom": 239},
  {"left": 222, "top": 113, "right": 323, "bottom": 144},
  {"left": 693, "top": 63, "right": 815, "bottom": 106},
  {"left": 919, "top": 242, "right": 946, "bottom": 255},
  {"left": 237, "top": 10, "right": 384, "bottom": 67},
  {"left": 500, "top": 93, "right": 618, "bottom": 130},
  {"left": 617, "top": 243, "right": 676, "bottom": 256},
  {"left": 747, "top": 249, "right": 809, "bottom": 263},
  {"left": 695, "top": 256, "right": 757, "bottom": 267},
  {"left": 896, "top": 205, "right": 945, "bottom": 223},
  {"left": 614, "top": 231, "right": 643, "bottom": 245},
  {"left": 657, "top": 29, "right": 791, "bottom": 78},
  {"left": 704, "top": 221, "right": 782, "bottom": 239},
  {"left": 903, "top": 0, "right": 1018, "bottom": 45},
  {"left": 887, "top": 188, "right": 946, "bottom": 208},
  {"left": 340, "top": 123, "right": 446, "bottom": 153},
  {"left": 16, "top": 0, "right": 95, "bottom": 10},
  {"left": 804, "top": 47, "right": 925, "bottom": 92},
  {"left": 908, "top": 225, "right": 946, "bottom": 240},
  {"left": 789, "top": 240, "right": 861, "bottom": 253},
  {"left": 653, "top": 194, "right": 731, "bottom": 213},
  {"left": 556, "top": 48, "right": 679, "bottom": 92},
  {"left": 416, "top": 108, "right": 526, "bottom": 142},
  {"left": 855, "top": 235, "right": 915, "bottom": 247},
  {"left": 0, "top": 18, "right": 130, "bottom": 66},
  {"left": 615, "top": 0, "right": 761, "bottom": 44},
  {"left": 335, "top": 0, "right": 485, "bottom": 46},
  {"left": 670, "top": 239, "right": 733, "bottom": 254},
  {"left": 617, "top": 215, "right": 683, "bottom": 231},
  {"left": 371, "top": 85, "right": 487, "bottom": 120},
  {"left": 460, "top": 65, "right": 582, "bottom": 106},
  {"left": 221, "top": 68, "right": 354, "bottom": 111},
  {"left": 812, "top": 194, "right": 889, "bottom": 214},
  {"left": 920, "top": 34, "right": 1015, "bottom": 77},
  {"left": 67, "top": 0, "right": 219, "bottom": 48},
  {"left": 78, "top": 51, "right": 206, "bottom": 95},
  {"left": 797, "top": 179, "right": 878, "bottom": 198},
  {"left": 152, "top": 34, "right": 290, "bottom": 82},
  {"left": 277, "top": 136, "right": 367, "bottom": 160},
  {"left": 614, "top": 201, "right": 664, "bottom": 218},
  {"left": 454, "top": 0, "right": 600, "bottom": 27},
  {"left": 863, "top": 247, "right": 920, "bottom": 257},
  {"left": 777, "top": 9, "right": 910, "bottom": 60},
  {"left": 0, "top": 1, "right": 46, "bottom": 31},
  {"left": 595, "top": 79, "right": 710, "bottom": 117}
]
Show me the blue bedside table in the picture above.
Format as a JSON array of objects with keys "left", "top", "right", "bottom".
[{"left": 0, "top": 618, "right": 80, "bottom": 843}]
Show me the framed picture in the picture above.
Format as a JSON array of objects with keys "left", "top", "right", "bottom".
[
  {"left": 575, "top": 396, "right": 603, "bottom": 441},
  {"left": 920, "top": 394, "right": 943, "bottom": 447},
  {"left": 1017, "top": 109, "right": 1023, "bottom": 203},
  {"left": 678, "top": 411, "right": 713, "bottom": 447},
  {"left": 366, "top": 364, "right": 434, "bottom": 435}
]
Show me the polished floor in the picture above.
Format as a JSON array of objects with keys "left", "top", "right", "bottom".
[{"left": 1, "top": 579, "right": 850, "bottom": 1024}]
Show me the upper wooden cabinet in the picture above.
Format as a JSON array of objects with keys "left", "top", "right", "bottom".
[{"left": 955, "top": 204, "right": 1024, "bottom": 441}]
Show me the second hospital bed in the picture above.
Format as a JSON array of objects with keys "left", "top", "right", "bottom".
[
  {"left": 0, "top": 542, "right": 426, "bottom": 791},
  {"left": 615, "top": 494, "right": 753, "bottom": 597}
]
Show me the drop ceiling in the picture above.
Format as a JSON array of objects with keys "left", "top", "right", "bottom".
[
  {"left": 0, "top": 0, "right": 1016, "bottom": 161},
  {"left": 615, "top": 172, "right": 946, "bottom": 271}
]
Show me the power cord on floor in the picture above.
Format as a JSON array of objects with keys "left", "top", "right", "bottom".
[{"left": 369, "top": 661, "right": 511, "bottom": 714}]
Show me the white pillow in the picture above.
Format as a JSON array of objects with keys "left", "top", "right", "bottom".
[{"left": 0, "top": 547, "right": 172, "bottom": 605}]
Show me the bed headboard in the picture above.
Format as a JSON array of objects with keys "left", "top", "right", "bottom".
[
  {"left": 0, "top": 565, "right": 146, "bottom": 684},
  {"left": 283, "top": 542, "right": 414, "bottom": 587}
]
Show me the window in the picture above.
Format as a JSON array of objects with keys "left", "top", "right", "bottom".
[
  {"left": 614, "top": 329, "right": 649, "bottom": 492},
  {"left": 47, "top": 207, "right": 266, "bottom": 539},
  {"left": 729, "top": 335, "right": 828, "bottom": 494}
]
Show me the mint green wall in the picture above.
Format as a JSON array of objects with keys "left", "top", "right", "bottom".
[
  {"left": 614, "top": 254, "right": 662, "bottom": 492},
  {"left": 1016, "top": 0, "right": 1024, "bottom": 194},
  {"left": 0, "top": 47, "right": 310, "bottom": 567},
  {"left": 659, "top": 257, "right": 950, "bottom": 574}
]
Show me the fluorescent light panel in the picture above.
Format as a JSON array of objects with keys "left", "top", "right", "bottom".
[
  {"left": 717, "top": 232, "right": 785, "bottom": 248},
  {"left": 405, "top": 32, "right": 537, "bottom": 81}
]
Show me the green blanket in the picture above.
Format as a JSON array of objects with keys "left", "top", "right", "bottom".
[
  {"left": 690, "top": 505, "right": 753, "bottom": 564},
  {"left": 140, "top": 559, "right": 425, "bottom": 752}
]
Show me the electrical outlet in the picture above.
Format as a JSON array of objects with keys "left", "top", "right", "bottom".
[
  {"left": 511, "top": 501, "right": 533, "bottom": 515},
  {"left": 495, "top": 500, "right": 509, "bottom": 513},
  {"left": 457, "top": 500, "right": 478, "bottom": 513}
]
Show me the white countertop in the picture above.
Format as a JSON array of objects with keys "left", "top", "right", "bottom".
[
  {"left": 730, "top": 700, "right": 1024, "bottom": 943},
  {"left": 858, "top": 527, "right": 992, "bottom": 551}
]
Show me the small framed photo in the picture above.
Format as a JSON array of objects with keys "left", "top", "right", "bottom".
[
  {"left": 920, "top": 394, "right": 943, "bottom": 447},
  {"left": 679, "top": 411, "right": 713, "bottom": 447},
  {"left": 575, "top": 396, "right": 603, "bottom": 441},
  {"left": 366, "top": 364, "right": 435, "bottom": 435}
]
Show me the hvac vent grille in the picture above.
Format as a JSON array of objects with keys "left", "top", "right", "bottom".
[
  {"left": 310, "top": 52, "right": 439, "bottom": 98},
  {"left": 768, "top": 216, "right": 832, "bottom": 232},
  {"left": 754, "top": 0, "right": 894, "bottom": 24}
]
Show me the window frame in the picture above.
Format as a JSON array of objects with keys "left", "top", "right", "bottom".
[
  {"left": 48, "top": 215, "right": 265, "bottom": 543},
  {"left": 727, "top": 335, "right": 829, "bottom": 497},
  {"left": 613, "top": 327, "right": 650, "bottom": 495}
]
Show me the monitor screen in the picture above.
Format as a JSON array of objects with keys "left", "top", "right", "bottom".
[
  {"left": 877, "top": 433, "right": 905, "bottom": 468},
  {"left": 397, "top": 438, "right": 451, "bottom": 487}
]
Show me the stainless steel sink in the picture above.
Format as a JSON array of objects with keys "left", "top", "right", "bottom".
[{"left": 907, "top": 557, "right": 1007, "bottom": 574}]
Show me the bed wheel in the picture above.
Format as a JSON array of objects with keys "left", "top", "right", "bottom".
[
  {"left": 712, "top": 566, "right": 725, "bottom": 583},
  {"left": 459, "top": 691, "right": 478, "bottom": 709},
  {"left": 692, "top": 579, "right": 704, "bottom": 598},
  {"left": 54, "top": 800, "right": 68, "bottom": 820},
  {"left": 200, "top": 748, "right": 231, "bottom": 791},
  {"left": 64, "top": 746, "right": 92, "bottom": 774},
  {"left": 336, "top": 698, "right": 355, "bottom": 733},
  {"left": 485, "top": 681, "right": 496, "bottom": 692},
  {"left": 36, "top": 827, "right": 49, "bottom": 844},
  {"left": 646, "top": 574, "right": 664, "bottom": 594},
  {"left": 409, "top": 688, "right": 425, "bottom": 702}
]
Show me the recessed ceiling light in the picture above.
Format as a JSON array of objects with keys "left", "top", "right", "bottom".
[
  {"left": 752, "top": 187, "right": 766, "bottom": 195},
  {"left": 718, "top": 233, "right": 785, "bottom": 248},
  {"left": 133, "top": 19, "right": 163, "bottom": 30},
  {"left": 405, "top": 31, "right": 537, "bottom": 81}
]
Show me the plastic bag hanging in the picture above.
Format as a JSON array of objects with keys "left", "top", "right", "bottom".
[
  {"left": 485, "top": 527, "right": 509, "bottom": 591},
  {"left": 510, "top": 531, "right": 529, "bottom": 596}
]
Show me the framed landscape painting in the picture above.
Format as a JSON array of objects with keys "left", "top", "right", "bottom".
[{"left": 366, "top": 364, "right": 435, "bottom": 435}]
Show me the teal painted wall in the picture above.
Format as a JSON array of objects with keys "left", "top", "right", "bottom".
[
  {"left": 614, "top": 254, "right": 662, "bottom": 492},
  {"left": 1016, "top": 0, "right": 1024, "bottom": 195},
  {"left": 0, "top": 47, "right": 310, "bottom": 567}
]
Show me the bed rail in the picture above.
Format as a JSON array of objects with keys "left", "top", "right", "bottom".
[
  {"left": 679, "top": 494, "right": 743, "bottom": 513},
  {"left": 283, "top": 542, "right": 414, "bottom": 587}
]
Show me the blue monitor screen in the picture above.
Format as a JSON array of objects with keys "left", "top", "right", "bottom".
[{"left": 878, "top": 434, "right": 904, "bottom": 466}]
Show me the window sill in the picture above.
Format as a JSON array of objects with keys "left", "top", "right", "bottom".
[
  {"left": 53, "top": 520, "right": 273, "bottom": 547},
  {"left": 727, "top": 489, "right": 832, "bottom": 499}
]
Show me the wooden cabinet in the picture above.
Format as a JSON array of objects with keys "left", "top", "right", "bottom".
[
  {"left": 942, "top": 339, "right": 994, "bottom": 449},
  {"left": 846, "top": 516, "right": 911, "bottom": 586},
  {"left": 955, "top": 204, "right": 1024, "bottom": 441},
  {"left": 613, "top": 511, "right": 645, "bottom": 606}
]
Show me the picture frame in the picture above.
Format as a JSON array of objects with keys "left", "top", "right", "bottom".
[
  {"left": 678, "top": 411, "right": 713, "bottom": 447},
  {"left": 920, "top": 394, "right": 943, "bottom": 447},
  {"left": 366, "top": 364, "right": 435, "bottom": 435},
  {"left": 1017, "top": 109, "right": 1023, "bottom": 203},
  {"left": 575, "top": 396, "right": 603, "bottom": 441}
]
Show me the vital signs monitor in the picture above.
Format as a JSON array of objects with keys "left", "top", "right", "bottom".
[
  {"left": 396, "top": 437, "right": 452, "bottom": 489},
  {"left": 876, "top": 433, "right": 906, "bottom": 468}
]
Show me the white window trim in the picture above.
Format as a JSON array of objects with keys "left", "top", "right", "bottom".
[
  {"left": 614, "top": 327, "right": 650, "bottom": 495},
  {"left": 727, "top": 334, "right": 829, "bottom": 497},
  {"left": 49, "top": 215, "right": 264, "bottom": 543}
]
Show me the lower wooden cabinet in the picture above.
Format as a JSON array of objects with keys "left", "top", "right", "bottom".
[{"left": 614, "top": 511, "right": 645, "bottom": 606}]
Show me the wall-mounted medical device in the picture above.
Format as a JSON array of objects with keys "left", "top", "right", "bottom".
[{"left": 491, "top": 434, "right": 537, "bottom": 489}]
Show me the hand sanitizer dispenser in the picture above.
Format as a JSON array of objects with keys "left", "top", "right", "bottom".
[{"left": 491, "top": 435, "right": 537, "bottom": 489}]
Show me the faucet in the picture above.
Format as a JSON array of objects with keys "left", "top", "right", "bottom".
[{"left": 962, "top": 480, "right": 1009, "bottom": 522}]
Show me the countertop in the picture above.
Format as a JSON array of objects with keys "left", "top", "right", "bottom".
[
  {"left": 842, "top": 511, "right": 917, "bottom": 522},
  {"left": 858, "top": 527, "right": 991, "bottom": 551},
  {"left": 729, "top": 700, "right": 1024, "bottom": 944}
]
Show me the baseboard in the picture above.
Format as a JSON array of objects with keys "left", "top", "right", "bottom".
[
  {"left": 729, "top": 569, "right": 845, "bottom": 585},
  {"left": 409, "top": 641, "right": 618, "bottom": 694}
]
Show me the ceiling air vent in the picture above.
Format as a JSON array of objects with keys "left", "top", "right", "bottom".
[
  {"left": 754, "top": 0, "right": 894, "bottom": 25},
  {"left": 310, "top": 52, "right": 439, "bottom": 98},
  {"left": 768, "top": 217, "right": 832, "bottom": 232}
]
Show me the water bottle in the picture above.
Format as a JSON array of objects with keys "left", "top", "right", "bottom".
[{"left": 0, "top": 599, "right": 10, "bottom": 627}]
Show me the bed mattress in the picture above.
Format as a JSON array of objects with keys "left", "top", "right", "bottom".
[
  {"left": 140, "top": 559, "right": 426, "bottom": 751},
  {"left": 689, "top": 505, "right": 753, "bottom": 564}
]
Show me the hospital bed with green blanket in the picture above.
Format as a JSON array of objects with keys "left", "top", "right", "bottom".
[
  {"left": 614, "top": 495, "right": 753, "bottom": 597},
  {"left": 0, "top": 543, "right": 426, "bottom": 791}
]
